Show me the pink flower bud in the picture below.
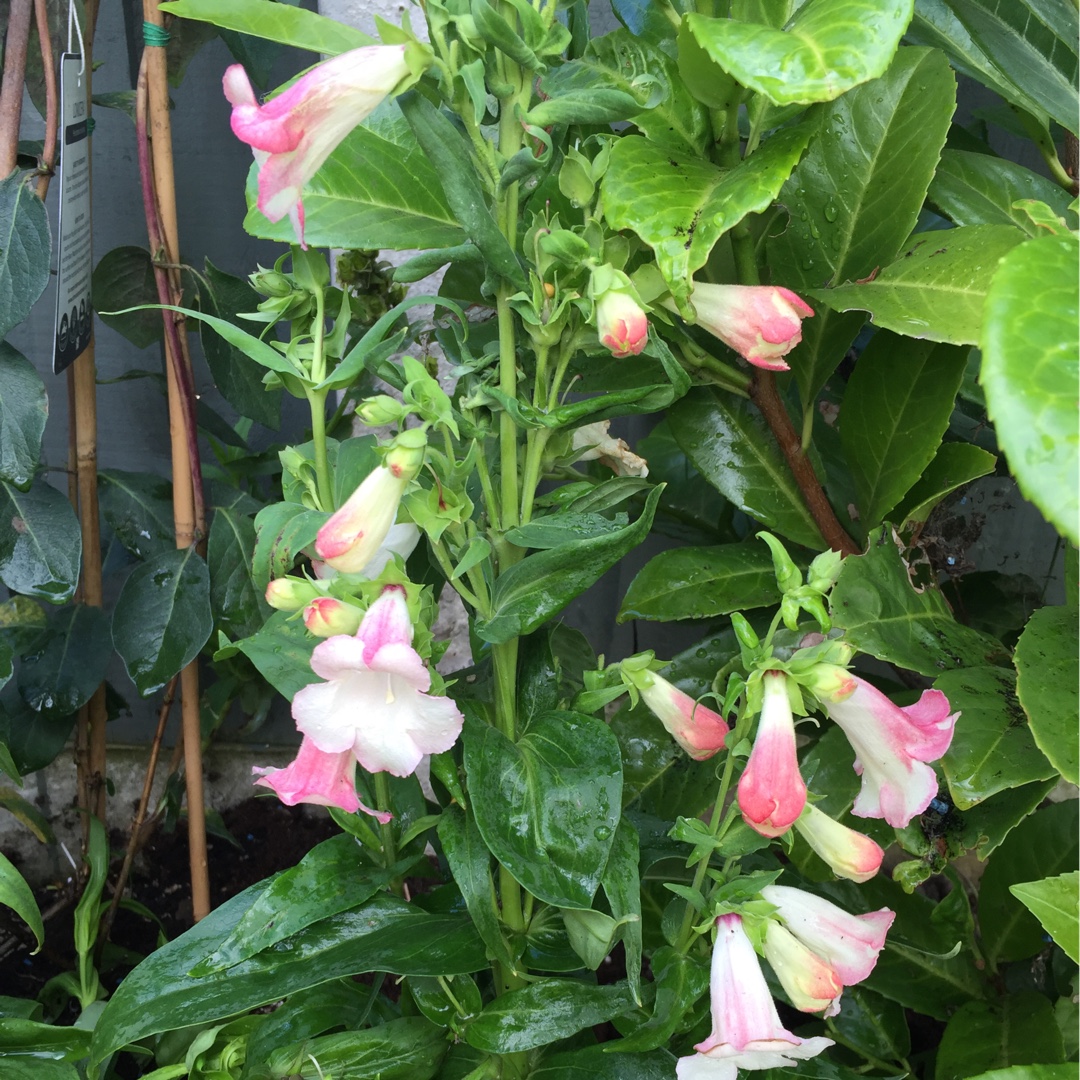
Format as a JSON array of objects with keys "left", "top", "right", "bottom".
[
  {"left": 223, "top": 45, "right": 411, "bottom": 247},
  {"left": 668, "top": 282, "right": 814, "bottom": 371},
  {"left": 738, "top": 671, "right": 807, "bottom": 837},
  {"left": 303, "top": 597, "right": 364, "bottom": 637},
  {"left": 762, "top": 921, "right": 843, "bottom": 1015},
  {"left": 794, "top": 803, "right": 883, "bottom": 883},
  {"left": 595, "top": 287, "right": 649, "bottom": 357},
  {"left": 627, "top": 668, "right": 728, "bottom": 760},
  {"left": 315, "top": 465, "right": 411, "bottom": 575},
  {"left": 265, "top": 577, "right": 319, "bottom": 612}
]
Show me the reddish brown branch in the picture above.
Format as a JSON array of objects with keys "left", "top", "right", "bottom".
[
  {"left": 0, "top": 0, "right": 34, "bottom": 175},
  {"left": 749, "top": 372, "right": 859, "bottom": 556},
  {"left": 32, "top": 0, "right": 58, "bottom": 200}
]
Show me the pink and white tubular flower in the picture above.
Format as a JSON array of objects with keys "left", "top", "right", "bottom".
[
  {"left": 676, "top": 913, "right": 833, "bottom": 1080},
  {"left": 223, "top": 45, "right": 410, "bottom": 247},
  {"left": 253, "top": 735, "right": 391, "bottom": 823},
  {"left": 595, "top": 286, "right": 649, "bottom": 357},
  {"left": 808, "top": 666, "right": 959, "bottom": 828},
  {"left": 762, "top": 921, "right": 843, "bottom": 1017},
  {"left": 761, "top": 885, "right": 894, "bottom": 986},
  {"left": 292, "top": 584, "right": 464, "bottom": 778},
  {"left": 738, "top": 671, "right": 807, "bottom": 838},
  {"left": 794, "top": 803, "right": 884, "bottom": 884},
  {"left": 667, "top": 282, "right": 814, "bottom": 371},
  {"left": 627, "top": 668, "right": 728, "bottom": 760},
  {"left": 303, "top": 597, "right": 363, "bottom": 638}
]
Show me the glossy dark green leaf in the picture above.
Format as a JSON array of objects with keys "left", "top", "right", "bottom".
[
  {"left": 398, "top": 93, "right": 524, "bottom": 289},
  {"left": 946, "top": 0, "right": 1078, "bottom": 134},
  {"left": 507, "top": 512, "right": 627, "bottom": 551},
  {"left": 476, "top": 486, "right": 662, "bottom": 644},
  {"left": 814, "top": 225, "right": 1027, "bottom": 345},
  {"left": 1014, "top": 605, "right": 1078, "bottom": 785},
  {"left": 17, "top": 604, "right": 110, "bottom": 716},
  {"left": 981, "top": 232, "right": 1079, "bottom": 546},
  {"left": 928, "top": 150, "right": 1077, "bottom": 235},
  {"left": 0, "top": 172, "right": 50, "bottom": 342},
  {"left": 540, "top": 29, "right": 709, "bottom": 155},
  {"left": 619, "top": 543, "right": 780, "bottom": 622},
  {"left": 252, "top": 501, "right": 328, "bottom": 591},
  {"left": 830, "top": 527, "right": 1007, "bottom": 675},
  {"left": 602, "top": 124, "right": 812, "bottom": 309},
  {"left": 243, "top": 107, "right": 464, "bottom": 251},
  {"left": 266, "top": 1016, "right": 447, "bottom": 1080},
  {"left": 1010, "top": 872, "right": 1079, "bottom": 964},
  {"left": 610, "top": 945, "right": 709, "bottom": 1053},
  {"left": 0, "top": 1056, "right": 80, "bottom": 1079},
  {"left": 112, "top": 547, "right": 213, "bottom": 696},
  {"left": 892, "top": 442, "right": 997, "bottom": 526},
  {"left": 769, "top": 47, "right": 956, "bottom": 402},
  {"left": 229, "top": 610, "right": 319, "bottom": 702},
  {"left": 87, "top": 892, "right": 486, "bottom": 1078},
  {"left": 935, "top": 992, "right": 1065, "bottom": 1080},
  {"left": 90, "top": 246, "right": 161, "bottom": 348},
  {"left": 957, "top": 778, "right": 1056, "bottom": 860},
  {"left": 830, "top": 984, "right": 911, "bottom": 1063},
  {"left": 98, "top": 469, "right": 175, "bottom": 559},
  {"left": 840, "top": 333, "right": 969, "bottom": 527},
  {"left": 201, "top": 259, "right": 282, "bottom": 429},
  {"left": 0, "top": 478, "right": 82, "bottom": 603},
  {"left": 208, "top": 507, "right": 267, "bottom": 641},
  {"left": 192, "top": 837, "right": 418, "bottom": 974},
  {"left": 534, "top": 1045, "right": 679, "bottom": 1079},
  {"left": 0, "top": 343, "right": 47, "bottom": 489},
  {"left": 964, "top": 1067, "right": 1078, "bottom": 1080},
  {"left": 603, "top": 818, "right": 643, "bottom": 1005},
  {"left": 159, "top": 0, "right": 374, "bottom": 52},
  {"left": 669, "top": 389, "right": 824, "bottom": 549},
  {"left": 464, "top": 710, "right": 622, "bottom": 910},
  {"left": 465, "top": 979, "right": 635, "bottom": 1053},
  {"left": 937, "top": 666, "right": 1055, "bottom": 810},
  {"left": 979, "top": 801, "right": 1079, "bottom": 967},
  {"left": 0, "top": 687, "right": 77, "bottom": 774},
  {"left": 409, "top": 973, "right": 483, "bottom": 1031},
  {"left": 0, "top": 850, "right": 43, "bottom": 952},
  {"left": 686, "top": 0, "right": 913, "bottom": 105}
]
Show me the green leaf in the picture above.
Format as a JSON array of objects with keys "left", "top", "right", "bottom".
[
  {"left": 979, "top": 801, "right": 1079, "bottom": 967},
  {"left": 813, "top": 224, "right": 1027, "bottom": 345},
  {"left": 686, "top": 0, "right": 914, "bottom": 105},
  {"left": 892, "top": 441, "right": 997, "bottom": 526},
  {"left": 208, "top": 507, "right": 267, "bottom": 642},
  {"left": 0, "top": 343, "right": 47, "bottom": 489},
  {"left": 981, "top": 232, "right": 1079, "bottom": 545},
  {"left": 1014, "top": 605, "right": 1079, "bottom": 784},
  {"left": 242, "top": 107, "right": 466, "bottom": 252},
  {"left": 830, "top": 984, "right": 911, "bottom": 1063},
  {"left": 112, "top": 547, "right": 213, "bottom": 696},
  {"left": 229, "top": 610, "right": 319, "bottom": 702},
  {"left": 668, "top": 389, "right": 825, "bottom": 549},
  {"left": 964, "top": 1069, "right": 1078, "bottom": 1080},
  {"left": 0, "top": 478, "right": 82, "bottom": 603},
  {"left": 928, "top": 150, "right": 1078, "bottom": 235},
  {"left": 91, "top": 246, "right": 161, "bottom": 348},
  {"left": 960, "top": 778, "right": 1056, "bottom": 860},
  {"left": 463, "top": 710, "right": 622, "bottom": 910},
  {"left": 618, "top": 543, "right": 780, "bottom": 621},
  {"left": 252, "top": 501, "right": 328, "bottom": 591},
  {"left": 465, "top": 980, "right": 635, "bottom": 1053},
  {"left": 1010, "top": 872, "right": 1079, "bottom": 964},
  {"left": 541, "top": 28, "right": 709, "bottom": 155},
  {"left": 935, "top": 992, "right": 1066, "bottom": 1080},
  {"left": 397, "top": 93, "right": 525, "bottom": 289},
  {"left": 936, "top": 666, "right": 1056, "bottom": 810},
  {"left": 192, "top": 837, "right": 416, "bottom": 974},
  {"left": 603, "top": 818, "right": 643, "bottom": 1005},
  {"left": 610, "top": 945, "right": 709, "bottom": 1052},
  {"left": 602, "top": 124, "right": 812, "bottom": 309},
  {"left": 98, "top": 469, "right": 175, "bottom": 559},
  {"left": 158, "top": 0, "right": 374, "bottom": 52},
  {"left": 840, "top": 332, "right": 969, "bottom": 527},
  {"left": 769, "top": 47, "right": 957, "bottom": 402},
  {"left": 0, "top": 688, "right": 77, "bottom": 774},
  {"left": 0, "top": 172, "right": 50, "bottom": 342},
  {"left": 534, "top": 1045, "right": 679, "bottom": 1079},
  {"left": 17, "top": 604, "right": 110, "bottom": 716},
  {"left": 200, "top": 260, "right": 281, "bottom": 429},
  {"left": 0, "top": 850, "right": 43, "bottom": 951},
  {"left": 475, "top": 486, "right": 662, "bottom": 644},
  {"left": 945, "top": 0, "right": 1079, "bottom": 134},
  {"left": 830, "top": 526, "right": 1007, "bottom": 676},
  {"left": 0, "top": 1018, "right": 89, "bottom": 1061},
  {"left": 87, "top": 892, "right": 486, "bottom": 1078}
]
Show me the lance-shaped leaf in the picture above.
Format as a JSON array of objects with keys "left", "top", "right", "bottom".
[
  {"left": 769, "top": 47, "right": 956, "bottom": 403},
  {"left": 208, "top": 507, "right": 267, "bottom": 642},
  {"left": 98, "top": 469, "right": 175, "bottom": 560},
  {"left": 0, "top": 344, "right": 47, "bottom": 490},
  {"left": 686, "top": 0, "right": 914, "bottom": 105},
  {"left": 1009, "top": 872, "right": 1080, "bottom": 964},
  {"left": 603, "top": 125, "right": 813, "bottom": 310},
  {"left": 0, "top": 479, "right": 82, "bottom": 603},
  {"left": 112, "top": 547, "right": 213, "bottom": 697},
  {"left": 893, "top": 442, "right": 997, "bottom": 527},
  {"left": 981, "top": 232, "right": 1079, "bottom": 546},
  {"left": 18, "top": 604, "right": 111, "bottom": 717},
  {"left": 0, "top": 850, "right": 43, "bottom": 952},
  {"left": 251, "top": 502, "right": 328, "bottom": 591},
  {"left": 0, "top": 172, "right": 50, "bottom": 342}
]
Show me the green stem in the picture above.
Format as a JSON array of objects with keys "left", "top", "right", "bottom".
[
  {"left": 496, "top": 289, "right": 521, "bottom": 531},
  {"left": 678, "top": 342, "right": 752, "bottom": 396},
  {"left": 307, "top": 387, "right": 335, "bottom": 511},
  {"left": 520, "top": 428, "right": 551, "bottom": 524},
  {"left": 373, "top": 772, "right": 398, "bottom": 872}
]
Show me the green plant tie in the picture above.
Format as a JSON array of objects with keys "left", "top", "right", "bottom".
[{"left": 142, "top": 22, "right": 170, "bottom": 47}]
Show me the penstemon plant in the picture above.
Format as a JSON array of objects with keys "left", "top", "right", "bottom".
[{"left": 0, "top": 0, "right": 1070, "bottom": 1077}]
